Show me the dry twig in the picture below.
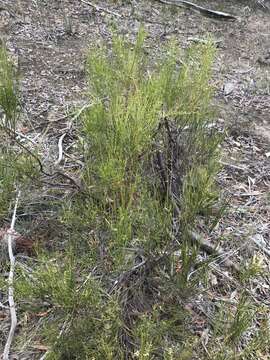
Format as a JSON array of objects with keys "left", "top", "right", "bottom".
[
  {"left": 3, "top": 190, "right": 21, "bottom": 360},
  {"left": 1, "top": 115, "right": 82, "bottom": 190},
  {"left": 80, "top": 0, "right": 122, "bottom": 18},
  {"left": 189, "top": 231, "right": 240, "bottom": 273},
  {"left": 251, "top": 236, "right": 270, "bottom": 257},
  {"left": 156, "top": 0, "right": 237, "bottom": 20}
]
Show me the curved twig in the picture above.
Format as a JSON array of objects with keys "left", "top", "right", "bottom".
[
  {"left": 55, "top": 133, "right": 67, "bottom": 165},
  {"left": 1, "top": 117, "right": 82, "bottom": 190}
]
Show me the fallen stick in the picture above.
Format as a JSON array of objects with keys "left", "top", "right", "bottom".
[
  {"left": 251, "top": 236, "right": 270, "bottom": 257},
  {"left": 80, "top": 0, "right": 122, "bottom": 18},
  {"left": 157, "top": 0, "right": 237, "bottom": 21},
  {"left": 219, "top": 160, "right": 248, "bottom": 172},
  {"left": 189, "top": 231, "right": 240, "bottom": 273},
  {"left": 3, "top": 190, "right": 21, "bottom": 360}
]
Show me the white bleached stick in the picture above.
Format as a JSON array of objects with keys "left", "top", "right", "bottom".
[{"left": 3, "top": 190, "right": 21, "bottom": 360}]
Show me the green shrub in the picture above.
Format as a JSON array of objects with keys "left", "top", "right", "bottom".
[
  {"left": 0, "top": 45, "right": 37, "bottom": 220},
  {"left": 14, "top": 28, "right": 256, "bottom": 359},
  {"left": 0, "top": 45, "right": 19, "bottom": 127},
  {"left": 69, "top": 28, "right": 220, "bottom": 270},
  {"left": 0, "top": 24, "right": 267, "bottom": 360},
  {"left": 15, "top": 254, "right": 123, "bottom": 359},
  {"left": 59, "top": 28, "right": 220, "bottom": 357}
]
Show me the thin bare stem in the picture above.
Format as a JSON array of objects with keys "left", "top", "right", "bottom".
[{"left": 3, "top": 190, "right": 21, "bottom": 360}]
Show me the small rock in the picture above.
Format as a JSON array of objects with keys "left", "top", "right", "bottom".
[{"left": 223, "top": 81, "right": 236, "bottom": 96}]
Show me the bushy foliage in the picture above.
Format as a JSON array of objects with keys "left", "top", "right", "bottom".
[
  {"left": 4, "top": 29, "right": 269, "bottom": 359},
  {"left": 0, "top": 45, "right": 37, "bottom": 220}
]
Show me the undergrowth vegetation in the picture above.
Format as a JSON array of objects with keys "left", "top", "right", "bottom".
[
  {"left": 1, "top": 30, "right": 269, "bottom": 359},
  {"left": 0, "top": 46, "right": 36, "bottom": 220}
]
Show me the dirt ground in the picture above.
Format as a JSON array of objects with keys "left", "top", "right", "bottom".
[{"left": 0, "top": 0, "right": 269, "bottom": 358}]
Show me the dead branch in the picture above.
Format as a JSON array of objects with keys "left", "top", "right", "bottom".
[
  {"left": 189, "top": 231, "right": 240, "bottom": 273},
  {"left": 3, "top": 190, "right": 21, "bottom": 360},
  {"left": 156, "top": 0, "right": 237, "bottom": 21},
  {"left": 155, "top": 120, "right": 240, "bottom": 273},
  {"left": 80, "top": 0, "right": 122, "bottom": 18}
]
